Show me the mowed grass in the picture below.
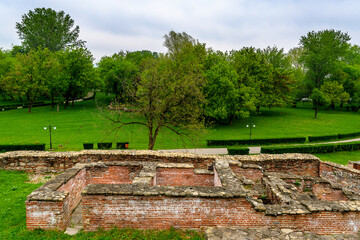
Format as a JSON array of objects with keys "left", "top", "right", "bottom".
[
  {"left": 0, "top": 170, "right": 205, "bottom": 240},
  {"left": 0, "top": 95, "right": 359, "bottom": 151},
  {"left": 315, "top": 150, "right": 360, "bottom": 165}
]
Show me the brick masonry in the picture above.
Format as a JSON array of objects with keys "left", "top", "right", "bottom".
[{"left": 16, "top": 151, "right": 360, "bottom": 234}]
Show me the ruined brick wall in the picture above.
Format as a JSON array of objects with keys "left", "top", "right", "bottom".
[
  {"left": 26, "top": 200, "right": 67, "bottom": 230},
  {"left": 312, "top": 183, "right": 348, "bottom": 201},
  {"left": 155, "top": 168, "right": 214, "bottom": 186},
  {"left": 0, "top": 150, "right": 214, "bottom": 173},
  {"left": 261, "top": 159, "right": 319, "bottom": 177},
  {"left": 82, "top": 194, "right": 360, "bottom": 234},
  {"left": 26, "top": 167, "right": 86, "bottom": 230},
  {"left": 86, "top": 166, "right": 142, "bottom": 184},
  {"left": 320, "top": 162, "right": 360, "bottom": 193}
]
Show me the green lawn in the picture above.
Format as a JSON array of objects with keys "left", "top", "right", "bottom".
[
  {"left": 0, "top": 170, "right": 205, "bottom": 240},
  {"left": 315, "top": 150, "right": 360, "bottom": 165},
  {"left": 0, "top": 95, "right": 359, "bottom": 151}
]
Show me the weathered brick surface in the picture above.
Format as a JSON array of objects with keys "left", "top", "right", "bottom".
[
  {"left": 230, "top": 165, "right": 263, "bottom": 181},
  {"left": 86, "top": 166, "right": 141, "bottom": 184},
  {"left": 26, "top": 167, "right": 86, "bottom": 230},
  {"left": 320, "top": 162, "right": 360, "bottom": 193},
  {"left": 312, "top": 183, "right": 348, "bottom": 201},
  {"left": 155, "top": 168, "right": 214, "bottom": 186},
  {"left": 82, "top": 195, "right": 360, "bottom": 234},
  {"left": 22, "top": 152, "right": 360, "bottom": 234}
]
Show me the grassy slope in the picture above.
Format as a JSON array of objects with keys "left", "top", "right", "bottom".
[
  {"left": 314, "top": 151, "right": 360, "bottom": 165},
  {"left": 0, "top": 96, "right": 359, "bottom": 150},
  {"left": 0, "top": 170, "right": 204, "bottom": 240}
]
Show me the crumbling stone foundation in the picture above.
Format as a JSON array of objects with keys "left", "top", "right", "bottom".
[{"left": 15, "top": 151, "right": 360, "bottom": 234}]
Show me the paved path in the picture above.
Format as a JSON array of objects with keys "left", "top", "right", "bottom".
[
  {"left": 158, "top": 148, "right": 228, "bottom": 155},
  {"left": 158, "top": 138, "right": 360, "bottom": 155}
]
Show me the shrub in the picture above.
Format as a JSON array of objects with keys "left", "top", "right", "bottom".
[
  {"left": 227, "top": 147, "right": 250, "bottom": 155},
  {"left": 338, "top": 132, "right": 360, "bottom": 139},
  {"left": 97, "top": 142, "right": 112, "bottom": 149},
  {"left": 83, "top": 143, "right": 94, "bottom": 149},
  {"left": 207, "top": 137, "right": 306, "bottom": 146},
  {"left": 0, "top": 144, "right": 46, "bottom": 152},
  {"left": 308, "top": 134, "right": 338, "bottom": 142},
  {"left": 261, "top": 141, "right": 360, "bottom": 154},
  {"left": 116, "top": 142, "right": 129, "bottom": 149}
]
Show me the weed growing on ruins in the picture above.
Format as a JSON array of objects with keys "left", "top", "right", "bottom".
[{"left": 0, "top": 170, "right": 205, "bottom": 239}]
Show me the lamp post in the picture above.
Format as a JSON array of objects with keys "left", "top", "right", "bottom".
[
  {"left": 246, "top": 123, "right": 255, "bottom": 139},
  {"left": 44, "top": 125, "right": 56, "bottom": 150}
]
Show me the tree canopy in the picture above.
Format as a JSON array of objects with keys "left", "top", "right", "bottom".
[{"left": 16, "top": 7, "right": 85, "bottom": 51}]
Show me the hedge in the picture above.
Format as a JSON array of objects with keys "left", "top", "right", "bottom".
[
  {"left": 227, "top": 147, "right": 250, "bottom": 155},
  {"left": 116, "top": 142, "right": 129, "bottom": 149},
  {"left": 261, "top": 141, "right": 360, "bottom": 154},
  {"left": 97, "top": 142, "right": 112, "bottom": 149},
  {"left": 308, "top": 134, "right": 338, "bottom": 142},
  {"left": 207, "top": 137, "right": 306, "bottom": 146},
  {"left": 83, "top": 143, "right": 94, "bottom": 149},
  {"left": 0, "top": 144, "right": 46, "bottom": 152},
  {"left": 338, "top": 132, "right": 360, "bottom": 139}
]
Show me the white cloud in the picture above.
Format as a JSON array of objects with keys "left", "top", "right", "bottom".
[{"left": 1, "top": 0, "right": 360, "bottom": 60}]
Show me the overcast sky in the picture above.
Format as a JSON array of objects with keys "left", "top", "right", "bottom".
[{"left": 1, "top": 0, "right": 360, "bottom": 61}]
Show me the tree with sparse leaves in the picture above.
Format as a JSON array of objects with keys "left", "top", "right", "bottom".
[{"left": 106, "top": 31, "right": 206, "bottom": 150}]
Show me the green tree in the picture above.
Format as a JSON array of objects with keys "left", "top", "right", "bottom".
[
  {"left": 106, "top": 31, "right": 205, "bottom": 150},
  {"left": 59, "top": 48, "right": 100, "bottom": 108},
  {"left": 310, "top": 88, "right": 329, "bottom": 119},
  {"left": 0, "top": 49, "right": 17, "bottom": 100},
  {"left": 300, "top": 29, "right": 351, "bottom": 90},
  {"left": 3, "top": 48, "right": 60, "bottom": 112},
  {"left": 16, "top": 7, "right": 85, "bottom": 51},
  {"left": 98, "top": 52, "right": 140, "bottom": 103},
  {"left": 204, "top": 50, "right": 255, "bottom": 124},
  {"left": 231, "top": 47, "right": 291, "bottom": 113},
  {"left": 320, "top": 81, "right": 349, "bottom": 109}
]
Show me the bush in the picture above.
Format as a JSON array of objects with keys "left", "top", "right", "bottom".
[
  {"left": 261, "top": 141, "right": 360, "bottom": 154},
  {"left": 338, "top": 132, "right": 360, "bottom": 139},
  {"left": 308, "top": 134, "right": 338, "bottom": 142},
  {"left": 227, "top": 147, "right": 250, "bottom": 155},
  {"left": 207, "top": 137, "right": 306, "bottom": 146},
  {"left": 116, "top": 142, "right": 129, "bottom": 149},
  {"left": 0, "top": 144, "right": 46, "bottom": 152},
  {"left": 83, "top": 143, "right": 94, "bottom": 149},
  {"left": 97, "top": 142, "right": 112, "bottom": 149}
]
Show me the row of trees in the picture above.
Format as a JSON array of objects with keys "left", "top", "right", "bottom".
[
  {"left": 1, "top": 7, "right": 360, "bottom": 148},
  {"left": 0, "top": 47, "right": 99, "bottom": 112}
]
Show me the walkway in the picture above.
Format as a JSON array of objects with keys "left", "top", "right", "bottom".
[{"left": 158, "top": 138, "right": 360, "bottom": 155}]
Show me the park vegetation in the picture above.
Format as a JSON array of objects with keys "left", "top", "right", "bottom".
[{"left": 0, "top": 7, "right": 359, "bottom": 149}]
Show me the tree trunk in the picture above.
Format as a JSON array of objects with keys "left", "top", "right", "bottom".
[
  {"left": 71, "top": 99, "right": 75, "bottom": 108},
  {"left": 51, "top": 95, "right": 55, "bottom": 110},
  {"left": 64, "top": 100, "right": 68, "bottom": 109},
  {"left": 314, "top": 108, "right": 318, "bottom": 119},
  {"left": 28, "top": 101, "right": 33, "bottom": 113},
  {"left": 227, "top": 114, "right": 235, "bottom": 125},
  {"left": 19, "top": 96, "right": 23, "bottom": 102},
  {"left": 256, "top": 106, "right": 260, "bottom": 114}
]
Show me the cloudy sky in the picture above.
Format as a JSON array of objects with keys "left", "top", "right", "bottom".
[{"left": 1, "top": 0, "right": 359, "bottom": 61}]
